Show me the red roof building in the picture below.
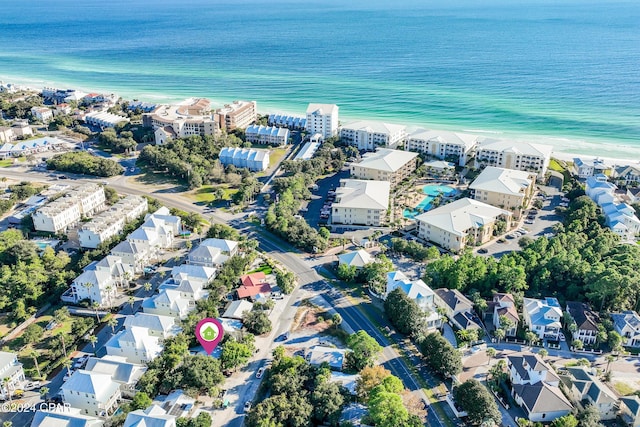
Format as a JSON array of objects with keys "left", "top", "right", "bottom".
[{"left": 237, "top": 272, "right": 271, "bottom": 299}]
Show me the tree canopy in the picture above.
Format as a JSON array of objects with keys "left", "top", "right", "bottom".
[
  {"left": 47, "top": 152, "right": 124, "bottom": 177},
  {"left": 453, "top": 379, "right": 502, "bottom": 426}
]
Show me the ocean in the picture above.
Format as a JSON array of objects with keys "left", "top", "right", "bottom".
[{"left": 1, "top": 0, "right": 639, "bottom": 159}]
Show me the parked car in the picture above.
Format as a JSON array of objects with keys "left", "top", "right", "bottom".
[
  {"left": 497, "top": 238, "right": 506, "bottom": 243},
  {"left": 256, "top": 367, "right": 265, "bottom": 379},
  {"left": 478, "top": 248, "right": 488, "bottom": 254},
  {"left": 244, "top": 401, "right": 252, "bottom": 413},
  {"left": 559, "top": 333, "right": 566, "bottom": 342}
]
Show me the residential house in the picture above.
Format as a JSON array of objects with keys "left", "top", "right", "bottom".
[
  {"left": 84, "top": 356, "right": 147, "bottom": 399},
  {"left": 31, "top": 408, "right": 104, "bottom": 427},
  {"left": 340, "top": 120, "right": 407, "bottom": 150},
  {"left": 306, "top": 346, "right": 347, "bottom": 371},
  {"left": 154, "top": 126, "right": 178, "bottom": 145},
  {"left": 142, "top": 289, "right": 193, "bottom": 320},
  {"left": 222, "top": 300, "right": 254, "bottom": 321},
  {"left": 614, "top": 165, "right": 640, "bottom": 187},
  {"left": 110, "top": 241, "right": 148, "bottom": 273},
  {"left": 386, "top": 271, "right": 440, "bottom": 330},
  {"left": 621, "top": 396, "right": 640, "bottom": 427},
  {"left": 159, "top": 275, "right": 209, "bottom": 302},
  {"left": 306, "top": 103, "right": 339, "bottom": 140},
  {"left": 152, "top": 390, "right": 196, "bottom": 419},
  {"left": 245, "top": 124, "right": 289, "bottom": 146},
  {"left": 187, "top": 244, "right": 229, "bottom": 269},
  {"left": 331, "top": 179, "right": 390, "bottom": 227},
  {"left": 573, "top": 158, "right": 611, "bottom": 178},
  {"left": 415, "top": 198, "right": 512, "bottom": 253},
  {"left": 489, "top": 293, "right": 519, "bottom": 337},
  {"left": 198, "top": 238, "right": 238, "bottom": 257},
  {"left": 585, "top": 175, "right": 640, "bottom": 241},
  {"left": 349, "top": 148, "right": 419, "bottom": 188},
  {"left": 561, "top": 367, "right": 617, "bottom": 420},
  {"left": 12, "top": 121, "right": 33, "bottom": 139},
  {"left": 0, "top": 127, "right": 15, "bottom": 144},
  {"left": 125, "top": 207, "right": 181, "bottom": 257},
  {"left": 237, "top": 272, "right": 272, "bottom": 300},
  {"left": 124, "top": 405, "right": 176, "bottom": 427},
  {"left": 469, "top": 167, "right": 537, "bottom": 218},
  {"left": 294, "top": 141, "right": 321, "bottom": 161},
  {"left": 565, "top": 302, "right": 600, "bottom": 345},
  {"left": 122, "top": 313, "right": 182, "bottom": 339},
  {"left": 71, "top": 269, "right": 117, "bottom": 306},
  {"left": 218, "top": 146, "right": 270, "bottom": 171},
  {"left": 337, "top": 249, "right": 373, "bottom": 270},
  {"left": 31, "top": 106, "right": 54, "bottom": 123},
  {"left": 523, "top": 297, "right": 563, "bottom": 341},
  {"left": 214, "top": 100, "right": 257, "bottom": 131},
  {"left": 0, "top": 351, "right": 25, "bottom": 399},
  {"left": 406, "top": 129, "right": 478, "bottom": 166},
  {"left": 94, "top": 255, "right": 135, "bottom": 289},
  {"left": 104, "top": 326, "right": 163, "bottom": 364},
  {"left": 474, "top": 138, "right": 553, "bottom": 177},
  {"left": 60, "top": 370, "right": 121, "bottom": 417},
  {"left": 171, "top": 264, "right": 216, "bottom": 284},
  {"left": 84, "top": 111, "right": 129, "bottom": 129},
  {"left": 507, "top": 353, "right": 573, "bottom": 422},
  {"left": 612, "top": 311, "right": 640, "bottom": 348},
  {"left": 434, "top": 288, "right": 481, "bottom": 331}
]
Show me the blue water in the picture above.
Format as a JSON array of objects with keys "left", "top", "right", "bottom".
[
  {"left": 404, "top": 185, "right": 458, "bottom": 218},
  {"left": 1, "top": 1, "right": 639, "bottom": 158}
]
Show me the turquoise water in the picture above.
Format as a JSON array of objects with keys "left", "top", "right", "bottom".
[
  {"left": 403, "top": 185, "right": 458, "bottom": 219},
  {"left": 1, "top": 1, "right": 639, "bottom": 158}
]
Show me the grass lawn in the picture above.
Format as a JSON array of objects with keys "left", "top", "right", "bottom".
[
  {"left": 549, "top": 158, "right": 566, "bottom": 172},
  {"left": 188, "top": 185, "right": 238, "bottom": 204},
  {"left": 613, "top": 381, "right": 636, "bottom": 396},
  {"left": 0, "top": 159, "right": 14, "bottom": 167},
  {"left": 269, "top": 147, "right": 288, "bottom": 167},
  {"left": 248, "top": 264, "right": 273, "bottom": 275}
]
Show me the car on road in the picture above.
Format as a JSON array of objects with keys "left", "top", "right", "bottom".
[
  {"left": 525, "top": 220, "right": 534, "bottom": 224},
  {"left": 58, "top": 175, "right": 68, "bottom": 179},
  {"left": 517, "top": 228, "right": 529, "bottom": 234},
  {"left": 73, "top": 354, "right": 89, "bottom": 369},
  {"left": 63, "top": 370, "right": 74, "bottom": 381},
  {"left": 275, "top": 332, "right": 289, "bottom": 342},
  {"left": 25, "top": 381, "right": 40, "bottom": 390},
  {"left": 256, "top": 367, "right": 265, "bottom": 379},
  {"left": 477, "top": 248, "right": 488, "bottom": 254},
  {"left": 527, "top": 215, "right": 536, "bottom": 220},
  {"left": 244, "top": 401, "right": 252, "bottom": 413},
  {"left": 497, "top": 238, "right": 506, "bottom": 243}
]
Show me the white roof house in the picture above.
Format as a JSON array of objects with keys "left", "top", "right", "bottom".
[
  {"left": 219, "top": 147, "right": 270, "bottom": 172},
  {"left": 332, "top": 179, "right": 390, "bottom": 226},
  {"left": 470, "top": 167, "right": 535, "bottom": 198},
  {"left": 104, "top": 326, "right": 163, "bottom": 365},
  {"left": 406, "top": 128, "right": 479, "bottom": 166},
  {"left": 306, "top": 346, "right": 347, "bottom": 371},
  {"left": 142, "top": 289, "right": 193, "bottom": 319},
  {"left": 199, "top": 238, "right": 238, "bottom": 256},
  {"left": 171, "top": 264, "right": 216, "bottom": 283},
  {"left": 306, "top": 103, "right": 339, "bottom": 139},
  {"left": 523, "top": 297, "right": 563, "bottom": 341},
  {"left": 0, "top": 351, "right": 25, "bottom": 399},
  {"left": 386, "top": 271, "right": 440, "bottom": 330},
  {"left": 187, "top": 245, "right": 229, "bottom": 268},
  {"left": 474, "top": 138, "right": 553, "bottom": 177},
  {"left": 340, "top": 120, "right": 407, "bottom": 150},
  {"left": 84, "top": 355, "right": 147, "bottom": 398},
  {"left": 123, "top": 313, "right": 182, "bottom": 338},
  {"left": 612, "top": 311, "right": 640, "bottom": 347},
  {"left": 337, "top": 249, "right": 373, "bottom": 269},
  {"left": 124, "top": 405, "right": 176, "bottom": 427},
  {"left": 71, "top": 269, "right": 117, "bottom": 307},
  {"left": 60, "top": 370, "right": 121, "bottom": 417},
  {"left": 31, "top": 408, "right": 104, "bottom": 427},
  {"left": 222, "top": 299, "right": 254, "bottom": 320}
]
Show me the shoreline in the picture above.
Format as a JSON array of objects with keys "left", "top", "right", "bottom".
[{"left": 4, "top": 75, "right": 640, "bottom": 167}]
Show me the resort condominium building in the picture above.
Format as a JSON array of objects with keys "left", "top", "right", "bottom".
[
  {"left": 474, "top": 138, "right": 553, "bottom": 177},
  {"left": 415, "top": 198, "right": 512, "bottom": 252},
  {"left": 215, "top": 100, "right": 258, "bottom": 131},
  {"left": 33, "top": 183, "right": 106, "bottom": 233},
  {"left": 144, "top": 98, "right": 217, "bottom": 144},
  {"left": 331, "top": 179, "right": 390, "bottom": 226},
  {"left": 469, "top": 166, "right": 537, "bottom": 218},
  {"left": 306, "top": 103, "right": 339, "bottom": 140},
  {"left": 406, "top": 128, "right": 478, "bottom": 167},
  {"left": 340, "top": 120, "right": 407, "bottom": 150},
  {"left": 245, "top": 124, "right": 289, "bottom": 146},
  {"left": 350, "top": 148, "right": 419, "bottom": 188}
]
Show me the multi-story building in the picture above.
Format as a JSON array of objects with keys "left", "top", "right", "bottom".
[
  {"left": 406, "top": 129, "right": 478, "bottom": 167},
  {"left": 144, "top": 99, "right": 217, "bottom": 144},
  {"left": 306, "top": 103, "right": 339, "bottom": 140},
  {"left": 268, "top": 114, "right": 307, "bottom": 130},
  {"left": 331, "top": 179, "right": 390, "bottom": 226},
  {"left": 474, "top": 138, "right": 553, "bottom": 177},
  {"left": 612, "top": 310, "right": 640, "bottom": 348},
  {"left": 83, "top": 111, "right": 129, "bottom": 129},
  {"left": 142, "top": 289, "right": 192, "bottom": 319},
  {"left": 85, "top": 355, "right": 147, "bottom": 399},
  {"left": 340, "top": 120, "right": 406, "bottom": 150},
  {"left": 614, "top": 165, "right": 640, "bottom": 187},
  {"left": 415, "top": 198, "right": 512, "bottom": 253},
  {"left": 122, "top": 313, "right": 182, "bottom": 340},
  {"left": 245, "top": 124, "right": 289, "bottom": 146},
  {"left": 79, "top": 195, "right": 148, "bottom": 248},
  {"left": 573, "top": 157, "right": 610, "bottom": 178},
  {"left": 0, "top": 351, "right": 25, "bottom": 400},
  {"left": 349, "top": 148, "right": 419, "bottom": 188},
  {"left": 0, "top": 127, "right": 15, "bottom": 144},
  {"left": 71, "top": 269, "right": 118, "bottom": 306},
  {"left": 433, "top": 288, "right": 482, "bottom": 330},
  {"left": 523, "top": 297, "right": 563, "bottom": 341},
  {"left": 31, "top": 408, "right": 104, "bottom": 427},
  {"left": 565, "top": 302, "right": 600, "bottom": 345},
  {"left": 60, "top": 370, "right": 121, "bottom": 417},
  {"left": 562, "top": 367, "right": 617, "bottom": 420},
  {"left": 104, "top": 326, "right": 163, "bottom": 364},
  {"left": 31, "top": 107, "right": 54, "bottom": 123},
  {"left": 490, "top": 293, "right": 519, "bottom": 337},
  {"left": 219, "top": 146, "right": 270, "bottom": 171},
  {"left": 386, "top": 271, "right": 440, "bottom": 330},
  {"left": 124, "top": 405, "right": 176, "bottom": 427},
  {"left": 469, "top": 166, "right": 537, "bottom": 218},
  {"left": 215, "top": 100, "right": 257, "bottom": 131},
  {"left": 33, "top": 183, "right": 106, "bottom": 233},
  {"left": 586, "top": 175, "right": 640, "bottom": 241},
  {"left": 187, "top": 238, "right": 237, "bottom": 268}
]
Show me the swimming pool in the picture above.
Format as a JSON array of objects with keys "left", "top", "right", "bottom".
[{"left": 403, "top": 184, "right": 458, "bottom": 219}]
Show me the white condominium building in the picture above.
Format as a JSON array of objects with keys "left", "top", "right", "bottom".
[
  {"left": 474, "top": 138, "right": 553, "bottom": 177},
  {"left": 306, "top": 103, "right": 339, "bottom": 140},
  {"left": 215, "top": 100, "right": 257, "bottom": 131},
  {"left": 350, "top": 148, "right": 419, "bottom": 188},
  {"left": 33, "top": 183, "right": 106, "bottom": 233},
  {"left": 406, "top": 128, "right": 478, "bottom": 166},
  {"left": 340, "top": 120, "right": 407, "bottom": 150},
  {"left": 415, "top": 198, "right": 512, "bottom": 252},
  {"left": 245, "top": 124, "right": 290, "bottom": 146},
  {"left": 144, "top": 98, "right": 217, "bottom": 144},
  {"left": 219, "top": 146, "right": 270, "bottom": 171},
  {"left": 84, "top": 111, "right": 130, "bottom": 128},
  {"left": 79, "top": 195, "right": 148, "bottom": 249},
  {"left": 469, "top": 167, "right": 537, "bottom": 218},
  {"left": 331, "top": 179, "right": 390, "bottom": 226}
]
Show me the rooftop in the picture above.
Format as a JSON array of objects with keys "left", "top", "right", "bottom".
[
  {"left": 414, "top": 198, "right": 510, "bottom": 237},
  {"left": 353, "top": 148, "right": 419, "bottom": 173},
  {"left": 477, "top": 137, "right": 553, "bottom": 158},
  {"left": 333, "top": 179, "right": 390, "bottom": 211},
  {"left": 341, "top": 120, "right": 406, "bottom": 136},
  {"left": 469, "top": 166, "right": 535, "bottom": 196}
]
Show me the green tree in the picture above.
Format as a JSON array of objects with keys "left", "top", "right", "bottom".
[
  {"left": 221, "top": 339, "right": 253, "bottom": 371},
  {"left": 356, "top": 365, "right": 392, "bottom": 401},
  {"left": 368, "top": 391, "right": 410, "bottom": 427},
  {"left": 453, "top": 379, "right": 502, "bottom": 426},
  {"left": 22, "top": 323, "right": 44, "bottom": 344},
  {"left": 419, "top": 332, "right": 462, "bottom": 378},
  {"left": 345, "top": 331, "right": 382, "bottom": 372},
  {"left": 552, "top": 414, "right": 579, "bottom": 427},
  {"left": 384, "top": 288, "right": 425, "bottom": 337},
  {"left": 311, "top": 381, "right": 345, "bottom": 426},
  {"left": 243, "top": 311, "right": 272, "bottom": 335},
  {"left": 275, "top": 270, "right": 296, "bottom": 294},
  {"left": 337, "top": 263, "right": 357, "bottom": 282},
  {"left": 206, "top": 223, "right": 240, "bottom": 241},
  {"left": 577, "top": 403, "right": 601, "bottom": 427},
  {"left": 131, "top": 391, "right": 152, "bottom": 410}
]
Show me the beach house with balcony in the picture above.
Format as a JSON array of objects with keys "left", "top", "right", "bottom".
[
  {"left": 469, "top": 167, "right": 537, "bottom": 218},
  {"left": 565, "top": 302, "right": 600, "bottom": 346},
  {"left": 523, "top": 297, "right": 563, "bottom": 341},
  {"left": 331, "top": 179, "right": 390, "bottom": 227},
  {"left": 60, "top": 370, "right": 121, "bottom": 417},
  {"left": 306, "top": 103, "right": 339, "bottom": 140},
  {"left": 386, "top": 271, "right": 440, "bottom": 330},
  {"left": 612, "top": 311, "right": 640, "bottom": 348},
  {"left": 474, "top": 138, "right": 553, "bottom": 178},
  {"left": 0, "top": 351, "right": 25, "bottom": 400}
]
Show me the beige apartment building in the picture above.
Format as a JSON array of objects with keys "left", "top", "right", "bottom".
[
  {"left": 469, "top": 166, "right": 536, "bottom": 218},
  {"left": 405, "top": 128, "right": 478, "bottom": 167},
  {"left": 474, "top": 138, "right": 553, "bottom": 177},
  {"left": 415, "top": 198, "right": 512, "bottom": 252},
  {"left": 144, "top": 98, "right": 217, "bottom": 144},
  {"left": 331, "top": 179, "right": 390, "bottom": 226},
  {"left": 350, "top": 148, "right": 419, "bottom": 188},
  {"left": 215, "top": 100, "right": 257, "bottom": 131}
]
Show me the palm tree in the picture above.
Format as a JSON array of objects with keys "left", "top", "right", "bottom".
[
  {"left": 128, "top": 296, "right": 135, "bottom": 312},
  {"left": 486, "top": 347, "right": 496, "bottom": 365},
  {"left": 104, "top": 285, "right": 114, "bottom": 308},
  {"left": 62, "top": 359, "right": 72, "bottom": 378},
  {"left": 107, "top": 316, "right": 118, "bottom": 334},
  {"left": 2, "top": 377, "right": 11, "bottom": 402},
  {"left": 88, "top": 334, "right": 98, "bottom": 354},
  {"left": 39, "top": 386, "right": 49, "bottom": 400},
  {"left": 143, "top": 282, "right": 152, "bottom": 292},
  {"left": 30, "top": 350, "right": 41, "bottom": 379},
  {"left": 605, "top": 354, "right": 617, "bottom": 373},
  {"left": 92, "top": 301, "right": 101, "bottom": 322},
  {"left": 81, "top": 282, "right": 94, "bottom": 300},
  {"left": 538, "top": 349, "right": 548, "bottom": 361},
  {"left": 494, "top": 328, "right": 505, "bottom": 343}
]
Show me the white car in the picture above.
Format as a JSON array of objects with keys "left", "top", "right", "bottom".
[
  {"left": 256, "top": 367, "right": 265, "bottom": 379},
  {"left": 244, "top": 401, "right": 252, "bottom": 413},
  {"left": 559, "top": 333, "right": 566, "bottom": 342}
]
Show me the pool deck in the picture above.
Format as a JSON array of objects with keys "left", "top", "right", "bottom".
[{"left": 402, "top": 183, "right": 460, "bottom": 218}]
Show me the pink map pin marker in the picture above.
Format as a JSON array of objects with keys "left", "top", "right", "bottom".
[{"left": 195, "top": 318, "right": 224, "bottom": 355}]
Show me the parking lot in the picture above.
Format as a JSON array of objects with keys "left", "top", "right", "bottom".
[{"left": 302, "top": 167, "right": 350, "bottom": 228}]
